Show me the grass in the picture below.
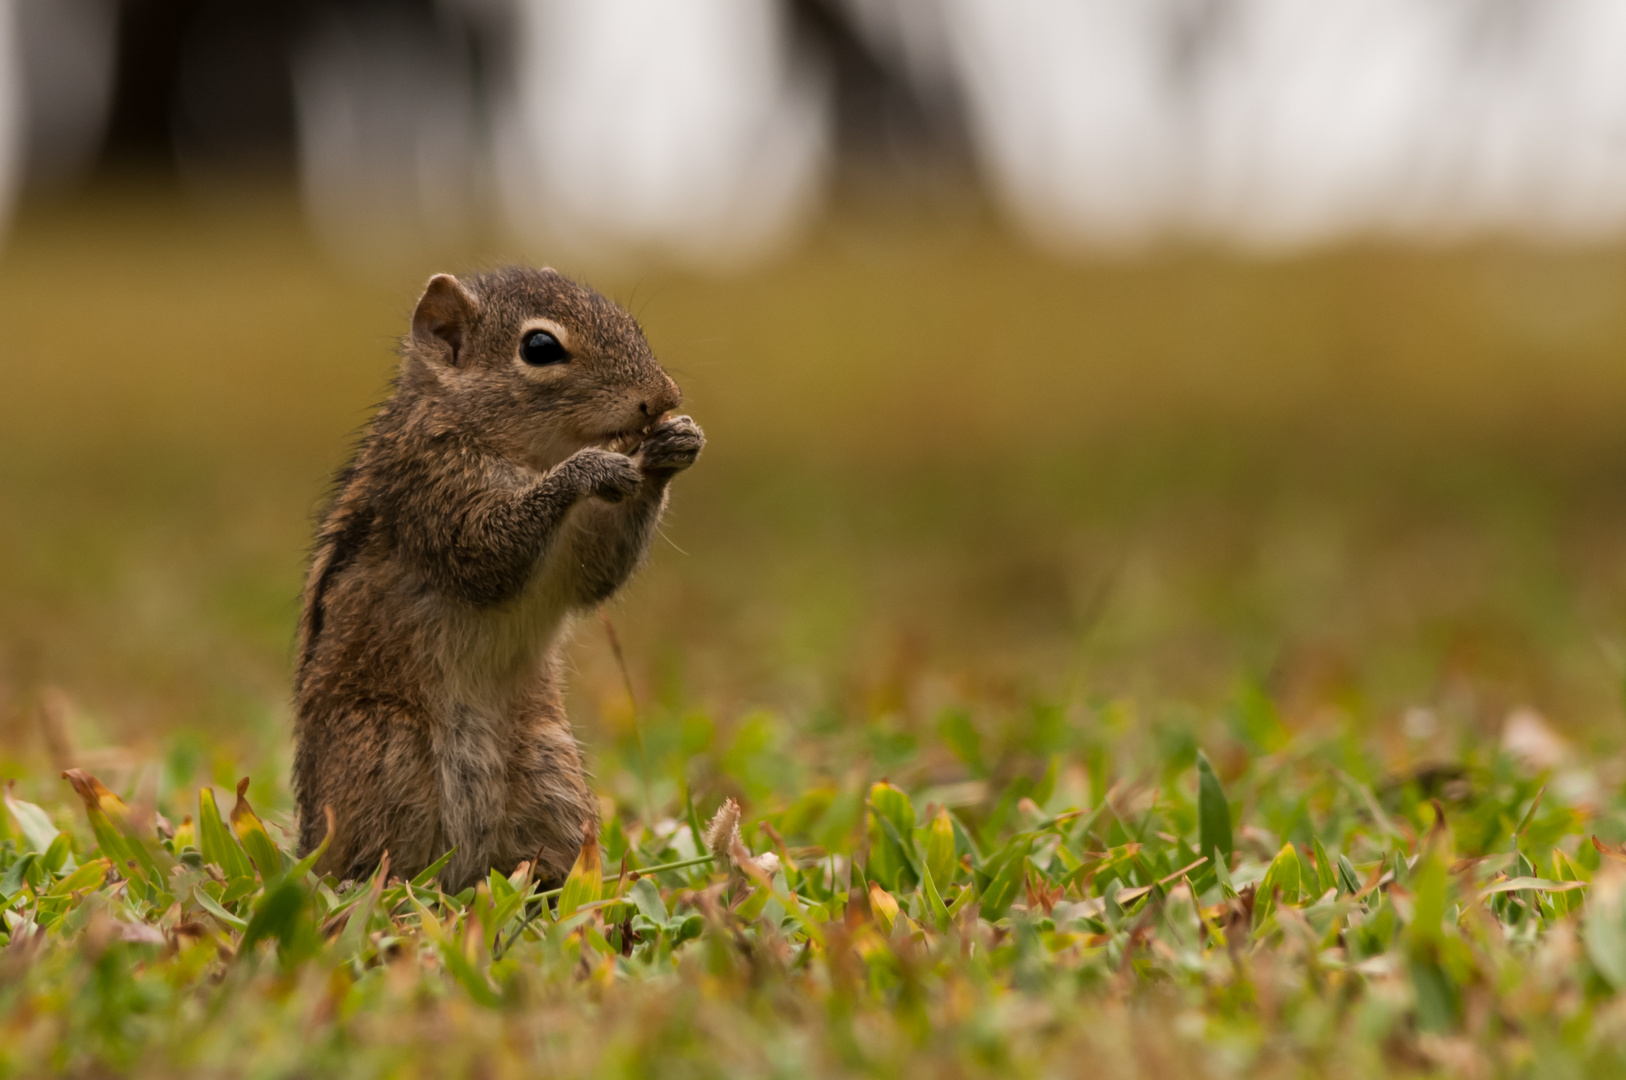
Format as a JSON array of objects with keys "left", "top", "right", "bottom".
[
  {"left": 5, "top": 703, "right": 1626, "bottom": 1077},
  {"left": 6, "top": 188, "right": 1626, "bottom": 1075}
]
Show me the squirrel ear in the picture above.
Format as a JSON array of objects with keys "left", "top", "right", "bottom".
[{"left": 411, "top": 274, "right": 478, "bottom": 365}]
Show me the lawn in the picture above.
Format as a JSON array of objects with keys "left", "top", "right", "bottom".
[{"left": 5, "top": 190, "right": 1626, "bottom": 1076}]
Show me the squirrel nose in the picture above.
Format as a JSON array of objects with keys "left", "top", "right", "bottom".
[{"left": 639, "top": 380, "right": 682, "bottom": 420}]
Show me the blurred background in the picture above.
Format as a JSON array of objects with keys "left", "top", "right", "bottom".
[
  {"left": 3, "top": 0, "right": 1626, "bottom": 812},
  {"left": 11, "top": 0, "right": 1626, "bottom": 258}
]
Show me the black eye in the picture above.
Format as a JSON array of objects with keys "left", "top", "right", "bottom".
[{"left": 520, "top": 330, "right": 568, "bottom": 366}]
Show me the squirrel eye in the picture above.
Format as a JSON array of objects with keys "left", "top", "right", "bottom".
[{"left": 520, "top": 330, "right": 568, "bottom": 366}]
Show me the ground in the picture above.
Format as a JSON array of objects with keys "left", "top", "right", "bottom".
[{"left": 4, "top": 192, "right": 1626, "bottom": 1076}]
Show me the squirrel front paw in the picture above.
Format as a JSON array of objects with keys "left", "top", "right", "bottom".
[
  {"left": 561, "top": 447, "right": 643, "bottom": 503},
  {"left": 637, "top": 415, "right": 705, "bottom": 477}
]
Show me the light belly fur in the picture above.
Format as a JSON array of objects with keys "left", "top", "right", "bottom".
[{"left": 428, "top": 541, "right": 578, "bottom": 883}]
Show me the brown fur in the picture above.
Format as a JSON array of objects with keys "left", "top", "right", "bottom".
[{"left": 293, "top": 266, "right": 702, "bottom": 890}]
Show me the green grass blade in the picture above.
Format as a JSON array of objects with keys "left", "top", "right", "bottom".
[{"left": 1196, "top": 751, "right": 1233, "bottom": 867}]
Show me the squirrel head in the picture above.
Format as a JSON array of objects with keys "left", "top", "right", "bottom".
[{"left": 402, "top": 266, "right": 682, "bottom": 470}]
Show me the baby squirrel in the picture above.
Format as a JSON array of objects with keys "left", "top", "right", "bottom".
[{"left": 293, "top": 266, "right": 702, "bottom": 890}]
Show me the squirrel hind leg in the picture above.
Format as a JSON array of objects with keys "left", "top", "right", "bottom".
[
  {"left": 295, "top": 705, "right": 444, "bottom": 883},
  {"left": 502, "top": 715, "right": 599, "bottom": 886}
]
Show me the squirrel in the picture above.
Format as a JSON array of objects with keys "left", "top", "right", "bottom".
[{"left": 292, "top": 266, "right": 702, "bottom": 890}]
